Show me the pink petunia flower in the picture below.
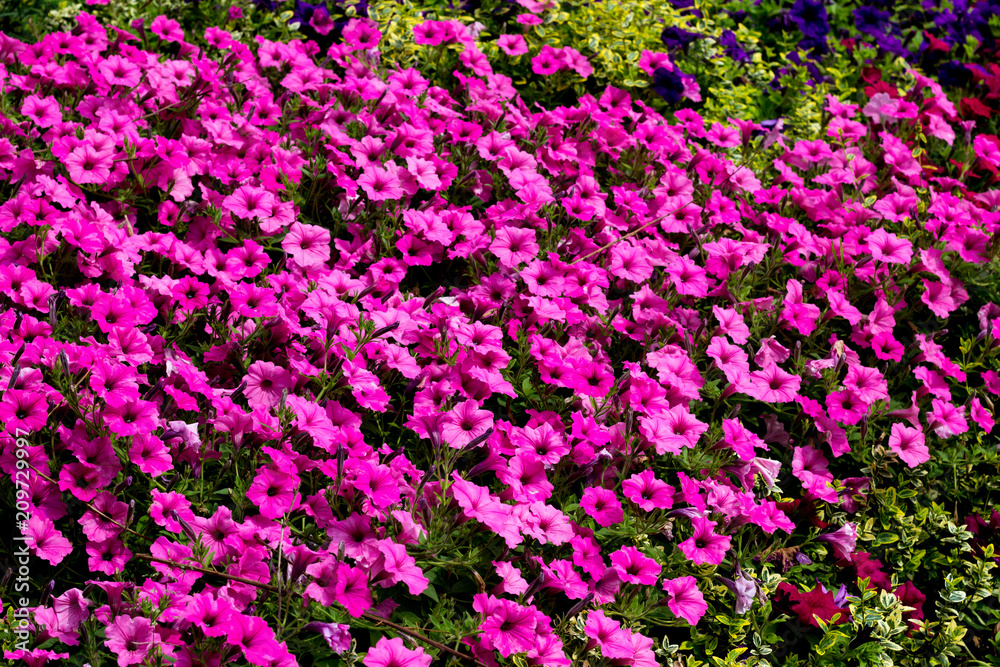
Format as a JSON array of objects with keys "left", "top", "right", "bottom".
[
  {"left": 747, "top": 364, "right": 801, "bottom": 403},
  {"left": 662, "top": 576, "right": 708, "bottom": 625},
  {"left": 104, "top": 615, "right": 155, "bottom": 667},
  {"left": 929, "top": 399, "right": 968, "bottom": 438},
  {"left": 102, "top": 400, "right": 159, "bottom": 437},
  {"left": 185, "top": 592, "right": 235, "bottom": 638},
  {"left": 25, "top": 515, "right": 73, "bottom": 566},
  {"left": 817, "top": 523, "right": 858, "bottom": 560},
  {"left": 490, "top": 226, "right": 538, "bottom": 268},
  {"left": 0, "top": 389, "right": 48, "bottom": 434},
  {"left": 243, "top": 361, "right": 294, "bottom": 410},
  {"left": 364, "top": 637, "right": 432, "bottom": 667},
  {"left": 283, "top": 222, "right": 331, "bottom": 269},
  {"left": 583, "top": 610, "right": 633, "bottom": 659},
  {"left": 149, "top": 490, "right": 195, "bottom": 532},
  {"left": 150, "top": 15, "right": 184, "bottom": 42},
  {"left": 622, "top": 470, "right": 674, "bottom": 512},
  {"left": 21, "top": 95, "right": 62, "bottom": 128},
  {"left": 247, "top": 467, "right": 300, "bottom": 518},
  {"left": 358, "top": 166, "right": 404, "bottom": 201},
  {"left": 226, "top": 614, "right": 282, "bottom": 666},
  {"left": 677, "top": 516, "right": 732, "bottom": 566},
  {"left": 610, "top": 546, "right": 660, "bottom": 585},
  {"left": 223, "top": 185, "right": 275, "bottom": 221},
  {"left": 479, "top": 598, "right": 538, "bottom": 657},
  {"left": 971, "top": 397, "right": 995, "bottom": 433},
  {"left": 888, "top": 423, "right": 929, "bottom": 467},
  {"left": 497, "top": 34, "right": 529, "bottom": 56},
  {"left": 87, "top": 538, "right": 133, "bottom": 575},
  {"left": 334, "top": 562, "right": 373, "bottom": 617},
  {"left": 826, "top": 389, "right": 867, "bottom": 425},
  {"left": 579, "top": 486, "right": 624, "bottom": 527},
  {"left": 354, "top": 462, "right": 402, "bottom": 509},
  {"left": 129, "top": 434, "right": 173, "bottom": 476},
  {"left": 89, "top": 360, "right": 141, "bottom": 408},
  {"left": 441, "top": 400, "right": 494, "bottom": 449}
]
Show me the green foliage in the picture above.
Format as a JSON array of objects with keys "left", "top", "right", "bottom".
[{"left": 0, "top": 0, "right": 64, "bottom": 40}]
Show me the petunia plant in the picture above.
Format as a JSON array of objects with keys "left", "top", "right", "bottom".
[{"left": 1, "top": 4, "right": 1000, "bottom": 667}]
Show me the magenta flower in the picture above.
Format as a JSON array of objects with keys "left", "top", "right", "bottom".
[
  {"left": 226, "top": 614, "right": 282, "bottom": 666},
  {"left": 971, "top": 397, "right": 995, "bottom": 433},
  {"left": 720, "top": 418, "right": 766, "bottom": 461},
  {"left": 497, "top": 34, "right": 529, "bottom": 56},
  {"left": 490, "top": 226, "right": 538, "bottom": 268},
  {"left": 185, "top": 592, "right": 235, "bottom": 638},
  {"left": 87, "top": 538, "right": 132, "bottom": 575},
  {"left": 867, "top": 228, "right": 913, "bottom": 264},
  {"left": 25, "top": 515, "right": 73, "bottom": 566},
  {"left": 223, "top": 184, "right": 274, "bottom": 221},
  {"left": 364, "top": 637, "right": 432, "bottom": 667},
  {"left": 103, "top": 615, "right": 154, "bottom": 667},
  {"left": 96, "top": 54, "right": 141, "bottom": 87},
  {"left": 129, "top": 434, "right": 173, "bottom": 476},
  {"left": 230, "top": 283, "right": 278, "bottom": 318},
  {"left": 888, "top": 423, "right": 930, "bottom": 467},
  {"left": 713, "top": 306, "right": 751, "bottom": 343},
  {"left": 305, "top": 622, "right": 352, "bottom": 654},
  {"left": 334, "top": 563, "right": 373, "bottom": 617},
  {"left": 563, "top": 359, "right": 615, "bottom": 398},
  {"left": 21, "top": 95, "right": 63, "bottom": 127},
  {"left": 826, "top": 389, "right": 867, "bottom": 425},
  {"left": 844, "top": 365, "right": 889, "bottom": 404},
  {"left": 194, "top": 506, "right": 241, "bottom": 565},
  {"left": 0, "top": 389, "right": 48, "bottom": 434},
  {"left": 677, "top": 516, "right": 732, "bottom": 566},
  {"left": 374, "top": 540, "right": 429, "bottom": 595},
  {"left": 247, "top": 467, "right": 300, "bottom": 518},
  {"left": 102, "top": 400, "right": 159, "bottom": 437},
  {"left": 929, "top": 399, "right": 968, "bottom": 438},
  {"left": 580, "top": 486, "right": 624, "bottom": 527},
  {"left": 412, "top": 20, "right": 455, "bottom": 46},
  {"left": 663, "top": 576, "right": 708, "bottom": 625},
  {"left": 243, "top": 360, "right": 293, "bottom": 410},
  {"left": 983, "top": 371, "right": 1000, "bottom": 395},
  {"left": 532, "top": 45, "right": 564, "bottom": 75},
  {"left": 354, "top": 461, "right": 402, "bottom": 509},
  {"left": 817, "top": 523, "right": 858, "bottom": 560},
  {"left": 283, "top": 221, "right": 331, "bottom": 269},
  {"left": 748, "top": 364, "right": 801, "bottom": 403},
  {"left": 224, "top": 240, "right": 270, "bottom": 280},
  {"left": 622, "top": 470, "right": 674, "bottom": 512},
  {"left": 479, "top": 599, "right": 538, "bottom": 657},
  {"left": 583, "top": 610, "right": 633, "bottom": 659},
  {"left": 441, "top": 400, "right": 494, "bottom": 449},
  {"left": 610, "top": 546, "right": 661, "bottom": 585},
  {"left": 89, "top": 359, "right": 141, "bottom": 408},
  {"left": 359, "top": 166, "right": 404, "bottom": 201},
  {"left": 150, "top": 15, "right": 184, "bottom": 41}
]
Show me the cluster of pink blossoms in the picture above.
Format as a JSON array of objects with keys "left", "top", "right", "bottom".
[{"left": 0, "top": 8, "right": 998, "bottom": 667}]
